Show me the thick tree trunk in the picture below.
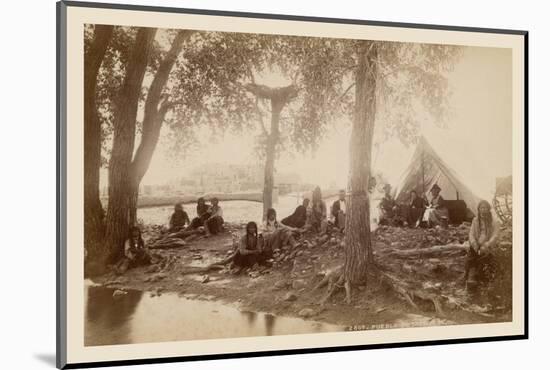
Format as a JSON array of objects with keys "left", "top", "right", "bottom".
[
  {"left": 128, "top": 30, "right": 192, "bottom": 226},
  {"left": 344, "top": 41, "right": 378, "bottom": 287},
  {"left": 84, "top": 25, "right": 113, "bottom": 266},
  {"left": 105, "top": 27, "right": 156, "bottom": 261}
]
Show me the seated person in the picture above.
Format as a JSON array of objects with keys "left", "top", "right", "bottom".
[
  {"left": 115, "top": 226, "right": 152, "bottom": 274},
  {"left": 233, "top": 221, "right": 300, "bottom": 272},
  {"left": 263, "top": 208, "right": 281, "bottom": 232},
  {"left": 406, "top": 190, "right": 426, "bottom": 227},
  {"left": 378, "top": 184, "right": 398, "bottom": 225},
  {"left": 262, "top": 207, "right": 300, "bottom": 248},
  {"left": 306, "top": 186, "right": 328, "bottom": 233},
  {"left": 232, "top": 222, "right": 272, "bottom": 271},
  {"left": 281, "top": 198, "right": 310, "bottom": 228},
  {"left": 168, "top": 203, "right": 190, "bottom": 232},
  {"left": 187, "top": 197, "right": 211, "bottom": 230},
  {"left": 422, "top": 183, "right": 449, "bottom": 228},
  {"left": 464, "top": 200, "right": 500, "bottom": 288},
  {"left": 331, "top": 189, "right": 347, "bottom": 231},
  {"left": 205, "top": 197, "right": 224, "bottom": 236}
]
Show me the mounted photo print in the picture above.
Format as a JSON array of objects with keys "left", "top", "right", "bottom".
[{"left": 56, "top": 1, "right": 528, "bottom": 368}]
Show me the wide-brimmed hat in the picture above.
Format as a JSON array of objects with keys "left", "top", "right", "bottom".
[{"left": 430, "top": 183, "right": 441, "bottom": 192}]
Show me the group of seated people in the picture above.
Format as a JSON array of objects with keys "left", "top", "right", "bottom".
[
  {"left": 231, "top": 186, "right": 337, "bottom": 271},
  {"left": 168, "top": 197, "right": 225, "bottom": 236},
  {"left": 378, "top": 182, "right": 450, "bottom": 228},
  {"left": 116, "top": 184, "right": 501, "bottom": 288}
]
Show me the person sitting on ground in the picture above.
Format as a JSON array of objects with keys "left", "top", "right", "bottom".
[
  {"left": 233, "top": 220, "right": 300, "bottom": 273},
  {"left": 331, "top": 189, "right": 347, "bottom": 231},
  {"left": 205, "top": 197, "right": 224, "bottom": 236},
  {"left": 281, "top": 198, "right": 310, "bottom": 228},
  {"left": 262, "top": 208, "right": 281, "bottom": 232},
  {"left": 463, "top": 200, "right": 500, "bottom": 289},
  {"left": 406, "top": 190, "right": 426, "bottom": 228},
  {"left": 232, "top": 222, "right": 271, "bottom": 272},
  {"left": 422, "top": 183, "right": 449, "bottom": 228},
  {"left": 306, "top": 186, "right": 328, "bottom": 233},
  {"left": 168, "top": 203, "right": 190, "bottom": 232},
  {"left": 187, "top": 197, "right": 211, "bottom": 230},
  {"left": 261, "top": 207, "right": 301, "bottom": 247},
  {"left": 115, "top": 226, "right": 152, "bottom": 275},
  {"left": 378, "top": 184, "right": 398, "bottom": 225}
]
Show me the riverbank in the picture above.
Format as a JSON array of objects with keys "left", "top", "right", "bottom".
[
  {"left": 101, "top": 189, "right": 341, "bottom": 209},
  {"left": 92, "top": 222, "right": 512, "bottom": 331}
]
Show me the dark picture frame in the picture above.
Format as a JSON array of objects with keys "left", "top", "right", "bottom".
[{"left": 57, "top": 1, "right": 528, "bottom": 368}]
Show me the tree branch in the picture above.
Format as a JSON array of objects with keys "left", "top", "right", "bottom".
[{"left": 337, "top": 82, "right": 356, "bottom": 103}]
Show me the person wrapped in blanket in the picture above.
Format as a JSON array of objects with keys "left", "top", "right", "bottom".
[
  {"left": 306, "top": 186, "right": 328, "bottom": 233},
  {"left": 378, "top": 184, "right": 398, "bottom": 225},
  {"left": 281, "top": 198, "right": 310, "bottom": 229},
  {"left": 168, "top": 203, "right": 190, "bottom": 232},
  {"left": 187, "top": 197, "right": 211, "bottom": 230},
  {"left": 422, "top": 183, "right": 449, "bottom": 228},
  {"left": 406, "top": 190, "right": 426, "bottom": 228},
  {"left": 463, "top": 200, "right": 500, "bottom": 290},
  {"left": 205, "top": 197, "right": 224, "bottom": 236}
]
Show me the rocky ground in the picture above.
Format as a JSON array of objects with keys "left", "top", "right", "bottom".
[{"left": 95, "top": 221, "right": 513, "bottom": 329}]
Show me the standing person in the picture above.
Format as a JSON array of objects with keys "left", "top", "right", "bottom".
[
  {"left": 115, "top": 226, "right": 152, "bottom": 274},
  {"left": 422, "top": 183, "right": 449, "bottom": 228},
  {"left": 331, "top": 189, "right": 347, "bottom": 231},
  {"left": 168, "top": 203, "right": 190, "bottom": 232},
  {"left": 205, "top": 197, "right": 224, "bottom": 236},
  {"left": 464, "top": 200, "right": 500, "bottom": 289},
  {"left": 378, "top": 184, "right": 398, "bottom": 225},
  {"left": 307, "top": 186, "right": 328, "bottom": 233},
  {"left": 187, "top": 197, "right": 211, "bottom": 230},
  {"left": 281, "top": 198, "right": 310, "bottom": 228},
  {"left": 406, "top": 190, "right": 426, "bottom": 227}
]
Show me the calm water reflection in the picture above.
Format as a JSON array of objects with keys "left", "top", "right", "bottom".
[{"left": 85, "top": 284, "right": 343, "bottom": 346}]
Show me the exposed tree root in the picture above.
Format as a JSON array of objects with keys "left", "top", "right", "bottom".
[
  {"left": 310, "top": 261, "right": 445, "bottom": 315},
  {"left": 180, "top": 252, "right": 236, "bottom": 275},
  {"left": 312, "top": 266, "right": 347, "bottom": 305},
  {"left": 378, "top": 270, "right": 445, "bottom": 316},
  {"left": 388, "top": 243, "right": 467, "bottom": 259},
  {"left": 149, "top": 238, "right": 188, "bottom": 250}
]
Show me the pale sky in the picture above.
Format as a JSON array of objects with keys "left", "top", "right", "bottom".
[{"left": 101, "top": 45, "right": 512, "bottom": 200}]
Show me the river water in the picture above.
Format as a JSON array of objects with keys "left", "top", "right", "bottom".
[
  {"left": 86, "top": 195, "right": 382, "bottom": 346},
  {"left": 137, "top": 195, "right": 325, "bottom": 226},
  {"left": 85, "top": 282, "right": 343, "bottom": 346},
  {"left": 138, "top": 194, "right": 380, "bottom": 229}
]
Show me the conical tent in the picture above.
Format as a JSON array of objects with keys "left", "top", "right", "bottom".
[{"left": 392, "top": 136, "right": 481, "bottom": 214}]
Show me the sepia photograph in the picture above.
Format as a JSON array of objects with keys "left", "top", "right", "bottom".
[{"left": 57, "top": 1, "right": 527, "bottom": 368}]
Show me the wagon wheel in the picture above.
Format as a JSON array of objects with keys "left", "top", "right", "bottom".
[{"left": 493, "top": 194, "right": 512, "bottom": 226}]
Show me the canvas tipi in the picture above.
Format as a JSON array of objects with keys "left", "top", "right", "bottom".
[{"left": 393, "top": 136, "right": 481, "bottom": 215}]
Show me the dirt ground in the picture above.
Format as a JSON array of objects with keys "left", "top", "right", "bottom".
[{"left": 94, "top": 221, "right": 513, "bottom": 329}]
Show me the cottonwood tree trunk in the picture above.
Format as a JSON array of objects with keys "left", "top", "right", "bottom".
[
  {"left": 128, "top": 30, "right": 193, "bottom": 226},
  {"left": 245, "top": 84, "right": 297, "bottom": 220},
  {"left": 105, "top": 27, "right": 156, "bottom": 261},
  {"left": 84, "top": 25, "right": 113, "bottom": 270},
  {"left": 262, "top": 99, "right": 284, "bottom": 218},
  {"left": 344, "top": 41, "right": 378, "bottom": 288}
]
